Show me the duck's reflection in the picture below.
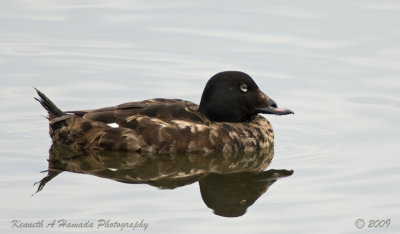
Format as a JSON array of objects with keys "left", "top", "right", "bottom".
[{"left": 36, "top": 144, "right": 293, "bottom": 217}]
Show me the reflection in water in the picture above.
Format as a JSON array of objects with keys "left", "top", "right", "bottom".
[{"left": 36, "top": 144, "right": 293, "bottom": 217}]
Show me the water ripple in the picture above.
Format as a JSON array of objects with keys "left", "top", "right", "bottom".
[{"left": 275, "top": 124, "right": 347, "bottom": 165}]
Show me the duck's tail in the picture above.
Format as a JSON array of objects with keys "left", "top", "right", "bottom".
[{"left": 34, "top": 88, "right": 64, "bottom": 118}]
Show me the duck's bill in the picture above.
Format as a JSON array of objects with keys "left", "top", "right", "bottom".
[{"left": 255, "top": 98, "right": 294, "bottom": 115}]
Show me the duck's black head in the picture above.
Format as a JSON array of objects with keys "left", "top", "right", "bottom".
[{"left": 199, "top": 71, "right": 293, "bottom": 122}]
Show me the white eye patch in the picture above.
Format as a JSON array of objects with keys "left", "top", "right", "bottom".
[{"left": 240, "top": 83, "right": 248, "bottom": 93}]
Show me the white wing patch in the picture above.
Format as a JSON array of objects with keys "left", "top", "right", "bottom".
[{"left": 107, "top": 123, "right": 119, "bottom": 128}]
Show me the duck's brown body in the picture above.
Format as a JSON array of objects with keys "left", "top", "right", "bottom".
[
  {"left": 36, "top": 71, "right": 292, "bottom": 154},
  {"left": 46, "top": 98, "right": 274, "bottom": 153}
]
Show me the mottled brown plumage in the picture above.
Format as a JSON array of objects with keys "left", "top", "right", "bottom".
[{"left": 35, "top": 71, "right": 293, "bottom": 154}]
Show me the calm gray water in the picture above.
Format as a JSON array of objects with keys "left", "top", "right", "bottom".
[{"left": 1, "top": 1, "right": 400, "bottom": 233}]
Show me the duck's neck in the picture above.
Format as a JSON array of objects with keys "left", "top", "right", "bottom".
[{"left": 199, "top": 103, "right": 254, "bottom": 123}]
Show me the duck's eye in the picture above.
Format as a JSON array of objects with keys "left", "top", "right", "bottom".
[{"left": 240, "top": 83, "right": 248, "bottom": 93}]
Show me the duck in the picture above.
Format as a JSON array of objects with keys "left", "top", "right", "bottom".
[{"left": 35, "top": 71, "right": 293, "bottom": 153}]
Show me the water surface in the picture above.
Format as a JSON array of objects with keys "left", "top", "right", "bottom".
[{"left": 1, "top": 0, "right": 400, "bottom": 233}]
